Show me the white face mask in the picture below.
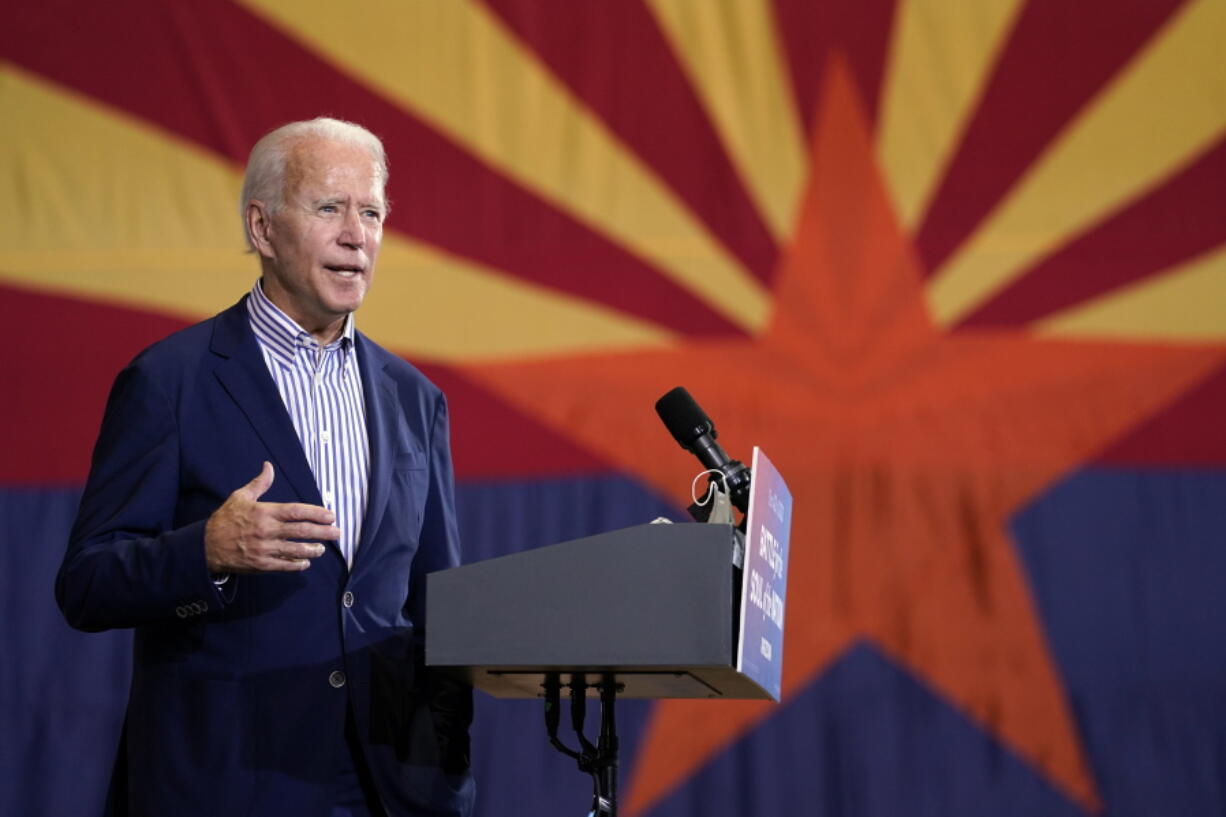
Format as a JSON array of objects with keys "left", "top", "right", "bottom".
[{"left": 692, "top": 468, "right": 736, "bottom": 525}]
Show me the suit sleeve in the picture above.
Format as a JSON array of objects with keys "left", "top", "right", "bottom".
[
  {"left": 407, "top": 392, "right": 476, "bottom": 813},
  {"left": 56, "top": 360, "right": 229, "bottom": 632}
]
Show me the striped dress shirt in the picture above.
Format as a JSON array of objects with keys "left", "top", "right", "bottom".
[{"left": 247, "top": 280, "right": 370, "bottom": 566}]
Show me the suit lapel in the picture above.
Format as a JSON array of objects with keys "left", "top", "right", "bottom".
[
  {"left": 210, "top": 300, "right": 322, "bottom": 506},
  {"left": 356, "top": 335, "right": 397, "bottom": 566}
]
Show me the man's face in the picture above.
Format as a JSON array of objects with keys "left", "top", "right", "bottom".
[{"left": 254, "top": 137, "right": 385, "bottom": 339}]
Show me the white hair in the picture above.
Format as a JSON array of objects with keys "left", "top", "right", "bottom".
[{"left": 239, "top": 117, "right": 389, "bottom": 249}]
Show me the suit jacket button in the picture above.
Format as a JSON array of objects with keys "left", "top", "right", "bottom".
[
  {"left": 342, "top": 591, "right": 354, "bottom": 608},
  {"left": 329, "top": 670, "right": 346, "bottom": 688}
]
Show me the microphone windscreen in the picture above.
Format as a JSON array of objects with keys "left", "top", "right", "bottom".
[{"left": 655, "top": 387, "right": 715, "bottom": 447}]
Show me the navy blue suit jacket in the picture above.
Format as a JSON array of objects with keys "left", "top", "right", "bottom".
[{"left": 57, "top": 298, "right": 475, "bottom": 817}]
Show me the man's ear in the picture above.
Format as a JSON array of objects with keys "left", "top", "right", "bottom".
[{"left": 246, "top": 200, "right": 276, "bottom": 259}]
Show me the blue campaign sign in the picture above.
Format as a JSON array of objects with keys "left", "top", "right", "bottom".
[{"left": 736, "top": 447, "right": 793, "bottom": 701}]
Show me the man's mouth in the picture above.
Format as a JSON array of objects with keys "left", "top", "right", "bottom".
[{"left": 324, "top": 264, "right": 364, "bottom": 278}]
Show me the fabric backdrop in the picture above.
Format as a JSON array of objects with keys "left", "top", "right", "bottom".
[{"left": 2, "top": 1, "right": 1225, "bottom": 815}]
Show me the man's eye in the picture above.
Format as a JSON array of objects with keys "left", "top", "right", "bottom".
[
  {"left": 320, "top": 205, "right": 338, "bottom": 213},
  {"left": 363, "top": 210, "right": 383, "bottom": 221}
]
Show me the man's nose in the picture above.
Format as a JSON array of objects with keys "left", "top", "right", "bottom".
[{"left": 338, "top": 208, "right": 365, "bottom": 248}]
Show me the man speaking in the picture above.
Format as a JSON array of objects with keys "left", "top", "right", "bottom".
[{"left": 56, "top": 118, "right": 474, "bottom": 817}]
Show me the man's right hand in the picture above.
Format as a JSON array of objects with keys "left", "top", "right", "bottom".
[{"left": 204, "top": 462, "right": 338, "bottom": 573}]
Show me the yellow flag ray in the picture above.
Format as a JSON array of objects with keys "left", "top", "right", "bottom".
[
  {"left": 645, "top": 0, "right": 808, "bottom": 242},
  {"left": 363, "top": 240, "right": 673, "bottom": 362},
  {"left": 927, "top": 0, "right": 1226, "bottom": 326},
  {"left": 1037, "top": 244, "right": 1226, "bottom": 341},
  {"left": 877, "top": 0, "right": 1025, "bottom": 230},
  {"left": 237, "top": 0, "right": 769, "bottom": 333},
  {"left": 0, "top": 65, "right": 673, "bottom": 360},
  {"left": 0, "top": 64, "right": 251, "bottom": 320}
]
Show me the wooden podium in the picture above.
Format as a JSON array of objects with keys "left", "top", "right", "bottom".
[
  {"left": 427, "top": 521, "right": 774, "bottom": 700},
  {"left": 426, "top": 521, "right": 777, "bottom": 815}
]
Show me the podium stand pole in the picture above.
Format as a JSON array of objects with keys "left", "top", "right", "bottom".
[
  {"left": 596, "top": 676, "right": 619, "bottom": 816},
  {"left": 543, "top": 673, "right": 624, "bottom": 816}
]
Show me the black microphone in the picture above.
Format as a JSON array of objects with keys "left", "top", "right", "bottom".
[{"left": 655, "top": 387, "right": 751, "bottom": 514}]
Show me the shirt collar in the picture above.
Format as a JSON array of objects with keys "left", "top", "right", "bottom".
[{"left": 246, "top": 279, "right": 355, "bottom": 368}]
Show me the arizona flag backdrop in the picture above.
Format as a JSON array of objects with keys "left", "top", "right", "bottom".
[{"left": 3, "top": 1, "right": 1226, "bottom": 815}]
